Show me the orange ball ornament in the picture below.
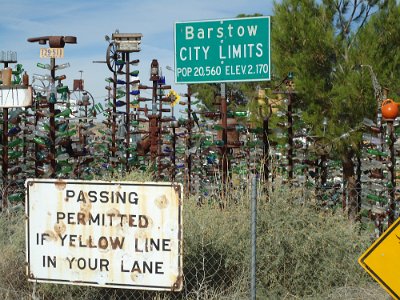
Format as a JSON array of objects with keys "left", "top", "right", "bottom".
[{"left": 381, "top": 99, "right": 399, "bottom": 119}]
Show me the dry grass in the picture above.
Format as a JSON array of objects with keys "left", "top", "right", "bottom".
[{"left": 0, "top": 175, "right": 388, "bottom": 299}]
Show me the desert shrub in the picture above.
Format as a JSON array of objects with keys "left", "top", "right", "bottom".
[{"left": 256, "top": 184, "right": 373, "bottom": 298}]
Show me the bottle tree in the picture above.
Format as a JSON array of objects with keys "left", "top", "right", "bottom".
[
  {"left": 272, "top": 0, "right": 386, "bottom": 221},
  {"left": 353, "top": 1, "right": 400, "bottom": 225}
]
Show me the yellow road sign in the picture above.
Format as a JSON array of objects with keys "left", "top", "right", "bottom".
[{"left": 359, "top": 217, "right": 400, "bottom": 299}]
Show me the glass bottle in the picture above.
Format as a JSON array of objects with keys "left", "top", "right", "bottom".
[
  {"left": 115, "top": 100, "right": 126, "bottom": 107},
  {"left": 55, "top": 108, "right": 72, "bottom": 118},
  {"left": 8, "top": 193, "right": 24, "bottom": 202},
  {"left": 55, "top": 62, "right": 70, "bottom": 70},
  {"left": 130, "top": 90, "right": 140, "bottom": 95},
  {"left": 214, "top": 140, "right": 225, "bottom": 146},
  {"left": 37, "top": 63, "right": 51, "bottom": 70},
  {"left": 130, "top": 70, "right": 139, "bottom": 76},
  {"left": 366, "top": 193, "right": 387, "bottom": 204},
  {"left": 7, "top": 126, "right": 21, "bottom": 137},
  {"left": 213, "top": 124, "right": 223, "bottom": 130},
  {"left": 9, "top": 150, "right": 23, "bottom": 160},
  {"left": 366, "top": 148, "right": 388, "bottom": 157},
  {"left": 8, "top": 138, "right": 23, "bottom": 148},
  {"left": 57, "top": 85, "right": 68, "bottom": 94}
]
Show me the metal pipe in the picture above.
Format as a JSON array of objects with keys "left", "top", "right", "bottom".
[
  {"left": 387, "top": 120, "right": 396, "bottom": 226},
  {"left": 49, "top": 57, "right": 56, "bottom": 178},
  {"left": 186, "top": 85, "right": 192, "bottom": 196},
  {"left": 125, "top": 52, "right": 130, "bottom": 172},
  {"left": 221, "top": 83, "right": 228, "bottom": 187},
  {"left": 111, "top": 71, "right": 117, "bottom": 168},
  {"left": 157, "top": 81, "right": 162, "bottom": 180},
  {"left": 2, "top": 107, "right": 8, "bottom": 209}
]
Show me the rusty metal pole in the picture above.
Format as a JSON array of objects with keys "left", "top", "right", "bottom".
[
  {"left": 171, "top": 105, "right": 176, "bottom": 182},
  {"left": 387, "top": 120, "right": 396, "bottom": 226},
  {"left": 186, "top": 85, "right": 192, "bottom": 196},
  {"left": 34, "top": 95, "right": 40, "bottom": 178},
  {"left": 125, "top": 52, "right": 130, "bottom": 172},
  {"left": 157, "top": 81, "right": 162, "bottom": 180},
  {"left": 49, "top": 58, "right": 56, "bottom": 178},
  {"left": 150, "top": 61, "right": 159, "bottom": 167},
  {"left": 2, "top": 107, "right": 8, "bottom": 209},
  {"left": 1, "top": 60, "right": 9, "bottom": 209},
  {"left": 111, "top": 71, "right": 117, "bottom": 168}
]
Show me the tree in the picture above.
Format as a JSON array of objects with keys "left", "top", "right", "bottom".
[{"left": 272, "top": 0, "right": 386, "bottom": 220}]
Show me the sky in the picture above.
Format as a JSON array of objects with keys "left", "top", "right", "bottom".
[{"left": 0, "top": 0, "right": 274, "bottom": 113}]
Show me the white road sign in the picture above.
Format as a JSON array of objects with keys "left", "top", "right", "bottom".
[{"left": 25, "top": 179, "right": 183, "bottom": 291}]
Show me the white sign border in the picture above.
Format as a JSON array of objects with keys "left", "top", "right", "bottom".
[{"left": 25, "top": 179, "right": 183, "bottom": 292}]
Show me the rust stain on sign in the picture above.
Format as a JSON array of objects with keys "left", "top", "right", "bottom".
[
  {"left": 54, "top": 221, "right": 66, "bottom": 236},
  {"left": 55, "top": 180, "right": 67, "bottom": 191},
  {"left": 155, "top": 195, "right": 169, "bottom": 209}
]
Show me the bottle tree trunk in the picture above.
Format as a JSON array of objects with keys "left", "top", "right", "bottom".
[{"left": 342, "top": 150, "right": 359, "bottom": 221}]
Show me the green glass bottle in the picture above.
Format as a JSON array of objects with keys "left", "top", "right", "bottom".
[
  {"left": 175, "top": 146, "right": 186, "bottom": 154},
  {"left": 214, "top": 140, "right": 225, "bottom": 146},
  {"left": 8, "top": 138, "right": 23, "bottom": 148},
  {"left": 33, "top": 136, "right": 46, "bottom": 145},
  {"left": 8, "top": 193, "right": 24, "bottom": 202},
  {"left": 201, "top": 140, "right": 213, "bottom": 147},
  {"left": 367, "top": 193, "right": 387, "bottom": 204},
  {"left": 57, "top": 122, "right": 68, "bottom": 132},
  {"left": 8, "top": 150, "right": 23, "bottom": 160},
  {"left": 60, "top": 164, "right": 73, "bottom": 174},
  {"left": 48, "top": 92, "right": 57, "bottom": 104},
  {"left": 130, "top": 100, "right": 139, "bottom": 106},
  {"left": 130, "top": 70, "right": 140, "bottom": 76},
  {"left": 116, "top": 90, "right": 126, "bottom": 99},
  {"left": 55, "top": 108, "right": 72, "bottom": 118},
  {"left": 36, "top": 63, "right": 51, "bottom": 70},
  {"left": 60, "top": 92, "right": 68, "bottom": 101},
  {"left": 366, "top": 148, "right": 388, "bottom": 157},
  {"left": 57, "top": 86, "right": 68, "bottom": 94},
  {"left": 83, "top": 174, "right": 94, "bottom": 180}
]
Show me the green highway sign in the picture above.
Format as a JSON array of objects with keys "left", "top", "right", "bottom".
[{"left": 174, "top": 16, "right": 270, "bottom": 84}]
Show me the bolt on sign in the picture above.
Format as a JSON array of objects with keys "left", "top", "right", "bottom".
[
  {"left": 174, "top": 16, "right": 270, "bottom": 84},
  {"left": 25, "top": 179, "right": 183, "bottom": 291},
  {"left": 358, "top": 217, "right": 400, "bottom": 299}
]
